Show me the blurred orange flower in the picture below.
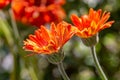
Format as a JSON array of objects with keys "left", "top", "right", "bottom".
[
  {"left": 71, "top": 8, "right": 114, "bottom": 38},
  {"left": 23, "top": 21, "right": 76, "bottom": 55},
  {"left": 12, "top": 0, "right": 66, "bottom": 27},
  {"left": 0, "top": 0, "right": 11, "bottom": 9}
]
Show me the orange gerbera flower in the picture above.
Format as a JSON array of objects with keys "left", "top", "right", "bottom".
[
  {"left": 0, "top": 0, "right": 11, "bottom": 9},
  {"left": 23, "top": 21, "right": 76, "bottom": 55},
  {"left": 71, "top": 8, "right": 114, "bottom": 38}
]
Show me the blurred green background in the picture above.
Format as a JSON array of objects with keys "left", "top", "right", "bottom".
[{"left": 0, "top": 0, "right": 120, "bottom": 80}]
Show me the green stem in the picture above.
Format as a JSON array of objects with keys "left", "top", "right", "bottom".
[
  {"left": 28, "top": 66, "right": 38, "bottom": 80},
  {"left": 9, "top": 9, "right": 20, "bottom": 39},
  {"left": 9, "top": 9, "right": 20, "bottom": 80},
  {"left": 57, "top": 62, "right": 70, "bottom": 80},
  {"left": 13, "top": 54, "right": 20, "bottom": 80},
  {"left": 9, "top": 8, "right": 39, "bottom": 80},
  {"left": 90, "top": 46, "right": 108, "bottom": 80}
]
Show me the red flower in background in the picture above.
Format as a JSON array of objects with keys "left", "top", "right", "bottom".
[
  {"left": 0, "top": 0, "right": 11, "bottom": 9},
  {"left": 12, "top": 0, "right": 66, "bottom": 27}
]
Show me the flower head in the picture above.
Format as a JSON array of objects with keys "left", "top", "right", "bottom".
[
  {"left": 23, "top": 21, "right": 76, "bottom": 55},
  {"left": 0, "top": 0, "right": 11, "bottom": 9},
  {"left": 71, "top": 8, "right": 114, "bottom": 38},
  {"left": 12, "top": 0, "right": 66, "bottom": 27}
]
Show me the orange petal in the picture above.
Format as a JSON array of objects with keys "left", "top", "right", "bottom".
[{"left": 71, "top": 14, "right": 83, "bottom": 30}]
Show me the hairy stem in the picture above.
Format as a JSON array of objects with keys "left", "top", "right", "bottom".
[
  {"left": 91, "top": 46, "right": 108, "bottom": 80},
  {"left": 57, "top": 62, "right": 70, "bottom": 80}
]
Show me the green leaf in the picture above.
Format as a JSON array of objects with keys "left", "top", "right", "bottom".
[{"left": 0, "top": 17, "right": 14, "bottom": 46}]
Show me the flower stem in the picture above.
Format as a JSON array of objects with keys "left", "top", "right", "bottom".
[
  {"left": 9, "top": 9, "right": 21, "bottom": 80},
  {"left": 9, "top": 9, "right": 20, "bottom": 39},
  {"left": 90, "top": 46, "right": 108, "bottom": 80},
  {"left": 57, "top": 62, "right": 70, "bottom": 80}
]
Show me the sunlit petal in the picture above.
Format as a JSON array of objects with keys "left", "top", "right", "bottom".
[
  {"left": 23, "top": 22, "right": 76, "bottom": 55},
  {"left": 71, "top": 8, "right": 114, "bottom": 38}
]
